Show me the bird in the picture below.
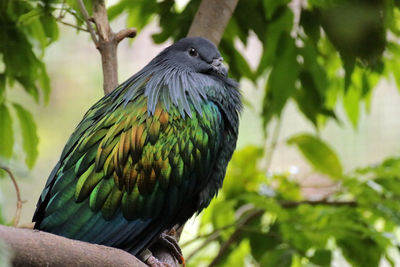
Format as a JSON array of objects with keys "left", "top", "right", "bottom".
[{"left": 33, "top": 36, "right": 242, "bottom": 266}]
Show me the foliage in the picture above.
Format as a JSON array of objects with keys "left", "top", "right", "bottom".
[
  {"left": 287, "top": 134, "right": 343, "bottom": 179},
  {"left": 186, "top": 148, "right": 400, "bottom": 267},
  {"left": 2, "top": 0, "right": 400, "bottom": 266},
  {"left": 0, "top": 0, "right": 57, "bottom": 169}
]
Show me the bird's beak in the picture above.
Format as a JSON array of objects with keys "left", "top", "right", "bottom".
[{"left": 211, "top": 57, "right": 228, "bottom": 77}]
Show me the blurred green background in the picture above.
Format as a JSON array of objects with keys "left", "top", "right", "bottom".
[{"left": 2, "top": 0, "right": 400, "bottom": 266}]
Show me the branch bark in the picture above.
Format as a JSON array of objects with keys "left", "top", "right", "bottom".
[
  {"left": 77, "top": 0, "right": 136, "bottom": 95},
  {"left": 0, "top": 225, "right": 146, "bottom": 267},
  {"left": 187, "top": 0, "right": 239, "bottom": 46},
  {"left": 0, "top": 167, "right": 23, "bottom": 227}
]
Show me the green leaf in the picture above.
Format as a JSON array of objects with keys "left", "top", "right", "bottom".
[
  {"left": 310, "top": 249, "right": 331, "bottom": 266},
  {"left": 0, "top": 74, "right": 5, "bottom": 104},
  {"left": 40, "top": 14, "right": 59, "bottom": 45},
  {"left": 38, "top": 62, "right": 51, "bottom": 103},
  {"left": 295, "top": 71, "right": 323, "bottom": 126},
  {"left": 12, "top": 103, "right": 38, "bottom": 168},
  {"left": 263, "top": 0, "right": 291, "bottom": 19},
  {"left": 223, "top": 146, "right": 265, "bottom": 198},
  {"left": 0, "top": 105, "right": 13, "bottom": 159},
  {"left": 220, "top": 39, "right": 255, "bottom": 82},
  {"left": 211, "top": 200, "right": 236, "bottom": 239},
  {"left": 262, "top": 33, "right": 298, "bottom": 126},
  {"left": 247, "top": 219, "right": 280, "bottom": 261},
  {"left": 18, "top": 8, "right": 44, "bottom": 25},
  {"left": 342, "top": 55, "right": 355, "bottom": 90},
  {"left": 287, "top": 134, "right": 343, "bottom": 178},
  {"left": 300, "top": 9, "right": 320, "bottom": 44},
  {"left": 223, "top": 240, "right": 250, "bottom": 266},
  {"left": 258, "top": 8, "right": 294, "bottom": 75},
  {"left": 343, "top": 84, "right": 360, "bottom": 128},
  {"left": 337, "top": 237, "right": 382, "bottom": 267},
  {"left": 260, "top": 248, "right": 293, "bottom": 267}
]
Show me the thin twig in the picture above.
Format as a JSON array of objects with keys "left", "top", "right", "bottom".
[
  {"left": 64, "top": 8, "right": 86, "bottom": 23},
  {"left": 55, "top": 17, "right": 89, "bottom": 32},
  {"left": 57, "top": 0, "right": 67, "bottom": 19},
  {"left": 77, "top": 0, "right": 99, "bottom": 46},
  {"left": 115, "top": 28, "right": 137, "bottom": 43},
  {"left": 0, "top": 166, "right": 23, "bottom": 227}
]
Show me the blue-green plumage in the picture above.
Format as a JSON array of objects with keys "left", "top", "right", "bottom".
[{"left": 33, "top": 37, "right": 241, "bottom": 256}]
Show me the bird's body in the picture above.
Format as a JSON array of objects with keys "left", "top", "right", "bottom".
[{"left": 33, "top": 37, "right": 241, "bottom": 257}]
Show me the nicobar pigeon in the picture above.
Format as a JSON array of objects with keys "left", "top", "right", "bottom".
[{"left": 33, "top": 37, "right": 242, "bottom": 266}]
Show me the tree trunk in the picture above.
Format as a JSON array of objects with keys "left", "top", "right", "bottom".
[{"left": 187, "top": 0, "right": 239, "bottom": 45}]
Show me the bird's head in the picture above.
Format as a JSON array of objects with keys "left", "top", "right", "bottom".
[
  {"left": 126, "top": 36, "right": 240, "bottom": 120},
  {"left": 157, "top": 37, "right": 228, "bottom": 78}
]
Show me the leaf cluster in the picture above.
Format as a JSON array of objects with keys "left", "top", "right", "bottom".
[
  {"left": 185, "top": 145, "right": 400, "bottom": 267},
  {"left": 0, "top": 0, "right": 59, "bottom": 168}
]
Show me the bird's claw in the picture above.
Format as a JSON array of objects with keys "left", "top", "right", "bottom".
[
  {"left": 146, "top": 255, "right": 172, "bottom": 267},
  {"left": 158, "top": 231, "right": 185, "bottom": 266}
]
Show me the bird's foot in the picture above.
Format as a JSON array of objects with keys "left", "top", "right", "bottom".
[
  {"left": 158, "top": 229, "right": 185, "bottom": 267},
  {"left": 140, "top": 249, "right": 171, "bottom": 267},
  {"left": 146, "top": 255, "right": 172, "bottom": 267},
  {"left": 140, "top": 228, "right": 185, "bottom": 267}
]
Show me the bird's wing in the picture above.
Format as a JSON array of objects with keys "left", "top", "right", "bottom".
[{"left": 33, "top": 90, "right": 224, "bottom": 254}]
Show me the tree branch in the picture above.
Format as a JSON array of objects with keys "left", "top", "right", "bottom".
[
  {"left": 0, "top": 167, "right": 23, "bottom": 227},
  {"left": 0, "top": 225, "right": 146, "bottom": 267},
  {"left": 76, "top": 0, "right": 137, "bottom": 95},
  {"left": 77, "top": 0, "right": 99, "bottom": 45},
  {"left": 55, "top": 17, "right": 90, "bottom": 32},
  {"left": 187, "top": 0, "right": 239, "bottom": 45}
]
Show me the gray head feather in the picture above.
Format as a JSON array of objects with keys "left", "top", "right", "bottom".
[{"left": 116, "top": 37, "right": 241, "bottom": 128}]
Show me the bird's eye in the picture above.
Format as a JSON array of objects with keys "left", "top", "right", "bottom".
[{"left": 188, "top": 48, "right": 198, "bottom": 57}]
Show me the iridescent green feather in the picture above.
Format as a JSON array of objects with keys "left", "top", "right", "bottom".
[{"left": 37, "top": 92, "right": 224, "bottom": 241}]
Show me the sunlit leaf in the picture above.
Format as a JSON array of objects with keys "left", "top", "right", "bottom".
[
  {"left": 0, "top": 74, "right": 5, "bottom": 105},
  {"left": 343, "top": 84, "right": 360, "bottom": 128},
  {"left": 223, "top": 146, "right": 264, "bottom": 198},
  {"left": 257, "top": 8, "right": 293, "bottom": 75},
  {"left": 18, "top": 8, "right": 44, "bottom": 25},
  {"left": 13, "top": 103, "right": 38, "bottom": 168},
  {"left": 262, "top": 33, "right": 298, "bottom": 126},
  {"left": 260, "top": 248, "right": 293, "bottom": 267},
  {"left": 310, "top": 249, "right": 331, "bottom": 266},
  {"left": 0, "top": 105, "right": 13, "bottom": 159},
  {"left": 223, "top": 240, "right": 250, "bottom": 266},
  {"left": 287, "top": 134, "right": 343, "bottom": 178}
]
